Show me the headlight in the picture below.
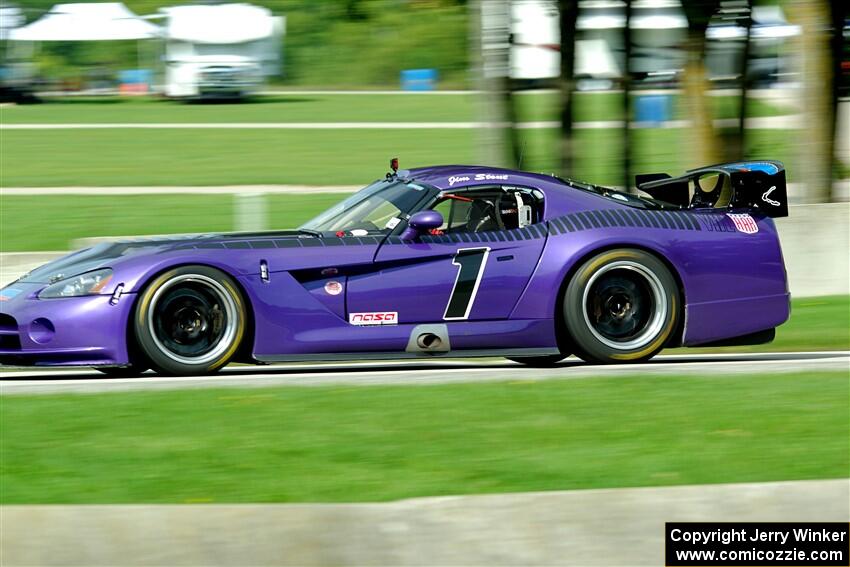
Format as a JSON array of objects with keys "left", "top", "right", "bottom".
[{"left": 38, "top": 269, "right": 113, "bottom": 299}]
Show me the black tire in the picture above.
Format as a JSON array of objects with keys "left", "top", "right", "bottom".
[
  {"left": 506, "top": 355, "right": 567, "bottom": 367},
  {"left": 95, "top": 365, "right": 148, "bottom": 378},
  {"left": 134, "top": 266, "right": 247, "bottom": 376},
  {"left": 564, "top": 249, "right": 679, "bottom": 364}
]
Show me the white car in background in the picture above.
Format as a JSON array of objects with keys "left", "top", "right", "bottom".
[{"left": 161, "top": 3, "right": 283, "bottom": 99}]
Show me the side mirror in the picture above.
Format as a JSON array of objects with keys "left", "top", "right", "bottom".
[{"left": 400, "top": 210, "right": 443, "bottom": 241}]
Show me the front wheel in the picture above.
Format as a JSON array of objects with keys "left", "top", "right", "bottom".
[
  {"left": 564, "top": 249, "right": 679, "bottom": 364},
  {"left": 134, "top": 266, "right": 247, "bottom": 376}
]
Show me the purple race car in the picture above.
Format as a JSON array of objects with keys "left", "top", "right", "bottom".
[{"left": 0, "top": 160, "right": 790, "bottom": 376}]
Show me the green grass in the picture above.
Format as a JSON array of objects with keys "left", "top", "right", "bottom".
[
  {"left": 0, "top": 193, "right": 344, "bottom": 251},
  {"left": 0, "top": 127, "right": 795, "bottom": 189},
  {"left": 751, "top": 296, "right": 850, "bottom": 351},
  {"left": 0, "top": 95, "right": 477, "bottom": 124},
  {"left": 0, "top": 129, "right": 477, "bottom": 187},
  {"left": 1, "top": 371, "right": 846, "bottom": 504},
  {"left": 515, "top": 92, "right": 787, "bottom": 123},
  {"left": 513, "top": 126, "right": 796, "bottom": 187},
  {"left": 668, "top": 295, "right": 849, "bottom": 354},
  {"left": 0, "top": 93, "right": 787, "bottom": 125},
  {"left": 0, "top": 120, "right": 795, "bottom": 249},
  {"left": 0, "top": 92, "right": 794, "bottom": 188}
]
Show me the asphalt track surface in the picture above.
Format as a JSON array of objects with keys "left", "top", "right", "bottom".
[{"left": 0, "top": 351, "right": 847, "bottom": 395}]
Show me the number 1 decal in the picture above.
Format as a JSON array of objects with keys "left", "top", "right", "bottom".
[{"left": 444, "top": 247, "right": 490, "bottom": 320}]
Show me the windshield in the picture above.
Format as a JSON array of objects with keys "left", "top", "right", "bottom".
[{"left": 300, "top": 180, "right": 432, "bottom": 234}]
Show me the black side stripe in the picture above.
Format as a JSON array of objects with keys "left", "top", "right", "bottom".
[
  {"left": 654, "top": 212, "right": 672, "bottom": 229},
  {"left": 588, "top": 210, "right": 605, "bottom": 228},
  {"left": 667, "top": 213, "right": 685, "bottom": 230},
  {"left": 644, "top": 211, "right": 662, "bottom": 229},
  {"left": 614, "top": 209, "right": 632, "bottom": 227},
  {"left": 657, "top": 212, "right": 673, "bottom": 229},
  {"left": 601, "top": 209, "right": 619, "bottom": 227},
  {"left": 545, "top": 209, "right": 704, "bottom": 235},
  {"left": 576, "top": 212, "right": 594, "bottom": 230},
  {"left": 685, "top": 213, "right": 703, "bottom": 231},
  {"left": 641, "top": 211, "right": 657, "bottom": 228}
]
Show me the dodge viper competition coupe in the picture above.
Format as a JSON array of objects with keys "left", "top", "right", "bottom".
[{"left": 0, "top": 160, "right": 790, "bottom": 376}]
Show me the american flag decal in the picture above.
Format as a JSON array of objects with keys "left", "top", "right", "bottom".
[{"left": 726, "top": 213, "right": 759, "bottom": 234}]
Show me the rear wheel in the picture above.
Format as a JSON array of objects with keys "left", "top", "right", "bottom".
[
  {"left": 564, "top": 249, "right": 679, "bottom": 364},
  {"left": 134, "top": 266, "right": 247, "bottom": 376}
]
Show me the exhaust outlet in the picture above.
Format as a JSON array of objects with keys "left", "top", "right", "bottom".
[
  {"left": 416, "top": 333, "right": 442, "bottom": 350},
  {"left": 406, "top": 324, "right": 451, "bottom": 353}
]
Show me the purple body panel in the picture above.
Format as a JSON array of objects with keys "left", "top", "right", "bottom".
[
  {"left": 350, "top": 234, "right": 546, "bottom": 322},
  {"left": 0, "top": 283, "right": 133, "bottom": 365},
  {"left": 0, "top": 165, "right": 790, "bottom": 367},
  {"left": 514, "top": 210, "right": 789, "bottom": 345}
]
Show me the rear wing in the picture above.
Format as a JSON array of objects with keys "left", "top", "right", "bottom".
[{"left": 635, "top": 160, "right": 788, "bottom": 218}]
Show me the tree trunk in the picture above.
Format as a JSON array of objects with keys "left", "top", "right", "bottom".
[
  {"left": 715, "top": 2, "right": 751, "bottom": 163},
  {"left": 622, "top": 0, "right": 632, "bottom": 191},
  {"left": 559, "top": 0, "right": 579, "bottom": 176},
  {"left": 471, "top": 0, "right": 513, "bottom": 167},
  {"left": 504, "top": 80, "right": 524, "bottom": 168},
  {"left": 790, "top": 0, "right": 834, "bottom": 202},
  {"left": 682, "top": 28, "right": 719, "bottom": 168},
  {"left": 827, "top": 0, "right": 848, "bottom": 195},
  {"left": 736, "top": 2, "right": 752, "bottom": 161}
]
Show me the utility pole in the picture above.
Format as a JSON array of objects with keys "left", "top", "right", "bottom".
[
  {"left": 790, "top": 0, "right": 834, "bottom": 202},
  {"left": 559, "top": 0, "right": 579, "bottom": 176},
  {"left": 622, "top": 0, "right": 632, "bottom": 192},
  {"left": 471, "top": 0, "right": 512, "bottom": 167}
]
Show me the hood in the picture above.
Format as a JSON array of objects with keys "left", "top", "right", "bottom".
[{"left": 13, "top": 230, "right": 303, "bottom": 285}]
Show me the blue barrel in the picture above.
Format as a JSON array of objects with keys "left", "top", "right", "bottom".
[
  {"left": 634, "top": 95, "right": 671, "bottom": 126},
  {"left": 118, "top": 69, "right": 153, "bottom": 86},
  {"left": 400, "top": 69, "right": 438, "bottom": 91}
]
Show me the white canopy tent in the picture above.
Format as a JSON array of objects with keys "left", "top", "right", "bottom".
[
  {"left": 162, "top": 3, "right": 276, "bottom": 44},
  {"left": 158, "top": 3, "right": 282, "bottom": 97},
  {"left": 0, "top": 4, "right": 26, "bottom": 41},
  {"left": 6, "top": 3, "right": 161, "bottom": 92},
  {"left": 8, "top": 3, "right": 160, "bottom": 41}
]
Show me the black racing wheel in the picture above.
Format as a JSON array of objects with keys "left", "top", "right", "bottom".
[
  {"left": 134, "top": 265, "right": 247, "bottom": 376},
  {"left": 564, "top": 249, "right": 679, "bottom": 364}
]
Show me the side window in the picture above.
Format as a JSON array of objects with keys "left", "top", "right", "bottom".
[
  {"left": 430, "top": 188, "right": 542, "bottom": 233},
  {"left": 432, "top": 198, "right": 474, "bottom": 232}
]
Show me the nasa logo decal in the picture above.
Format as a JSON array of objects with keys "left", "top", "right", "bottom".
[{"left": 349, "top": 312, "right": 398, "bottom": 326}]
